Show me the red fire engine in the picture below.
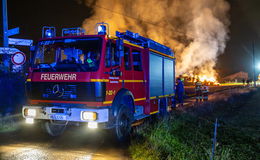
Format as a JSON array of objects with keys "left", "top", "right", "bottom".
[{"left": 22, "top": 23, "right": 175, "bottom": 141}]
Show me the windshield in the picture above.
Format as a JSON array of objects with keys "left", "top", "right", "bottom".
[{"left": 34, "top": 37, "right": 102, "bottom": 72}]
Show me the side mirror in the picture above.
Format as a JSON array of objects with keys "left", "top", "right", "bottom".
[
  {"left": 116, "top": 39, "right": 124, "bottom": 65},
  {"left": 104, "top": 67, "right": 122, "bottom": 77},
  {"left": 111, "top": 70, "right": 122, "bottom": 77}
]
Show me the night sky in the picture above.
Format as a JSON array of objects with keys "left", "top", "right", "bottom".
[
  {"left": 1, "top": 0, "right": 260, "bottom": 78},
  {"left": 217, "top": 0, "right": 260, "bottom": 78}
]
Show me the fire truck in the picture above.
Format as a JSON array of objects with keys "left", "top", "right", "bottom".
[{"left": 22, "top": 23, "right": 175, "bottom": 141}]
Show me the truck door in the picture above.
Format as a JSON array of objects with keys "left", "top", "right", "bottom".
[
  {"left": 132, "top": 49, "right": 146, "bottom": 110},
  {"left": 122, "top": 46, "right": 133, "bottom": 90},
  {"left": 104, "top": 41, "right": 122, "bottom": 101}
]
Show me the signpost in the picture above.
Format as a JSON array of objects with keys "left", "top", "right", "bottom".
[
  {"left": 0, "top": 47, "right": 21, "bottom": 54},
  {"left": 8, "top": 38, "right": 33, "bottom": 46},
  {"left": 7, "top": 27, "right": 20, "bottom": 36},
  {"left": 11, "top": 52, "right": 26, "bottom": 65},
  {"left": 2, "top": 0, "right": 8, "bottom": 47}
]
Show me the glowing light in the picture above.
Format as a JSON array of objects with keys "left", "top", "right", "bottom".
[
  {"left": 82, "top": 111, "right": 97, "bottom": 121},
  {"left": 25, "top": 118, "right": 34, "bottom": 124},
  {"left": 88, "top": 122, "right": 98, "bottom": 129},
  {"left": 257, "top": 63, "right": 260, "bottom": 70},
  {"left": 82, "top": 155, "right": 92, "bottom": 160},
  {"left": 45, "top": 29, "right": 53, "bottom": 37},
  {"left": 27, "top": 109, "right": 36, "bottom": 117},
  {"left": 97, "top": 25, "right": 106, "bottom": 35}
]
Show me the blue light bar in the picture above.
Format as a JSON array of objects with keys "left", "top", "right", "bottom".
[
  {"left": 95, "top": 22, "right": 109, "bottom": 35},
  {"left": 97, "top": 25, "right": 106, "bottom": 35},
  {"left": 62, "top": 27, "right": 85, "bottom": 36},
  {"left": 42, "top": 26, "right": 56, "bottom": 38}
]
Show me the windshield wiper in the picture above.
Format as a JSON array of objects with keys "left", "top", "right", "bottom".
[{"left": 48, "top": 64, "right": 56, "bottom": 71}]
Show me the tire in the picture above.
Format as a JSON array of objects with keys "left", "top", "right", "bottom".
[
  {"left": 113, "top": 105, "right": 132, "bottom": 142},
  {"left": 44, "top": 121, "right": 67, "bottom": 136}
]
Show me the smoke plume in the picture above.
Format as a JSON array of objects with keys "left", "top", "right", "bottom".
[{"left": 82, "top": 0, "right": 230, "bottom": 79}]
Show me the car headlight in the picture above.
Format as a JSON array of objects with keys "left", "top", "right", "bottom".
[
  {"left": 81, "top": 111, "right": 97, "bottom": 121},
  {"left": 24, "top": 108, "right": 36, "bottom": 117}
]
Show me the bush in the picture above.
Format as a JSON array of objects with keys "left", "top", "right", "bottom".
[{"left": 0, "top": 72, "right": 26, "bottom": 115}]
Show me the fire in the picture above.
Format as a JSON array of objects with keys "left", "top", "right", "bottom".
[
  {"left": 83, "top": 0, "right": 230, "bottom": 82},
  {"left": 198, "top": 75, "right": 216, "bottom": 83},
  {"left": 197, "top": 75, "right": 221, "bottom": 85},
  {"left": 181, "top": 73, "right": 219, "bottom": 86}
]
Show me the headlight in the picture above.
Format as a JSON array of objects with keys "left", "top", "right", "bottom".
[
  {"left": 81, "top": 111, "right": 97, "bottom": 121},
  {"left": 24, "top": 108, "right": 36, "bottom": 117}
]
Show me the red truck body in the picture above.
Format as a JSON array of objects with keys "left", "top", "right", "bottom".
[{"left": 23, "top": 26, "right": 175, "bottom": 140}]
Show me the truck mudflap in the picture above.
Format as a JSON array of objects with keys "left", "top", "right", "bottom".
[{"left": 22, "top": 106, "right": 109, "bottom": 123}]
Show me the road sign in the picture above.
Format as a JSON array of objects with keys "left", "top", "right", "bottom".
[
  {"left": 0, "top": 47, "right": 21, "bottom": 54},
  {"left": 11, "top": 52, "right": 26, "bottom": 65},
  {"left": 7, "top": 27, "right": 20, "bottom": 36},
  {"left": 8, "top": 38, "right": 33, "bottom": 46}
]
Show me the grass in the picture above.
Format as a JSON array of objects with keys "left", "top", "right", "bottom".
[
  {"left": 0, "top": 114, "right": 22, "bottom": 133},
  {"left": 129, "top": 88, "right": 260, "bottom": 160}
]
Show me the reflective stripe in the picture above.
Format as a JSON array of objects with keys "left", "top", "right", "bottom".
[
  {"left": 119, "top": 80, "right": 145, "bottom": 83},
  {"left": 91, "top": 79, "right": 145, "bottom": 83},
  {"left": 134, "top": 98, "right": 146, "bottom": 102},
  {"left": 103, "top": 101, "right": 112, "bottom": 104},
  {"left": 150, "top": 94, "right": 174, "bottom": 100},
  {"left": 150, "top": 111, "right": 159, "bottom": 115},
  {"left": 90, "top": 79, "right": 109, "bottom": 82}
]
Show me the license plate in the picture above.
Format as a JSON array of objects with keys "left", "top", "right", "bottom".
[{"left": 49, "top": 114, "right": 67, "bottom": 121}]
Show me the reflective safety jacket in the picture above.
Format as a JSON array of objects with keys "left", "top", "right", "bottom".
[{"left": 202, "top": 85, "right": 209, "bottom": 93}]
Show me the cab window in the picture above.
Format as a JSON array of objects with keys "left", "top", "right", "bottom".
[
  {"left": 105, "top": 42, "right": 119, "bottom": 67},
  {"left": 132, "top": 50, "right": 142, "bottom": 71},
  {"left": 124, "top": 47, "right": 131, "bottom": 70}
]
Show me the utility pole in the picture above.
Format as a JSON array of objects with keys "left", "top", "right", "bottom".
[
  {"left": 2, "top": 0, "right": 8, "bottom": 47},
  {"left": 2, "top": 0, "right": 10, "bottom": 70},
  {"left": 252, "top": 41, "right": 256, "bottom": 87}
]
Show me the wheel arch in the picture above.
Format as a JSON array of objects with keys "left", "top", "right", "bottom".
[{"left": 111, "top": 88, "right": 135, "bottom": 118}]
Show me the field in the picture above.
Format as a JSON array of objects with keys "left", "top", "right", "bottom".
[{"left": 130, "top": 88, "right": 260, "bottom": 160}]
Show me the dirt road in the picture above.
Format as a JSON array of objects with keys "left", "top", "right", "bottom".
[{"left": 0, "top": 125, "right": 130, "bottom": 160}]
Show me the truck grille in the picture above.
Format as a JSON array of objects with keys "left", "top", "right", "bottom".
[
  {"left": 43, "top": 84, "right": 77, "bottom": 99},
  {"left": 51, "top": 108, "right": 65, "bottom": 113},
  {"left": 27, "top": 82, "right": 106, "bottom": 102}
]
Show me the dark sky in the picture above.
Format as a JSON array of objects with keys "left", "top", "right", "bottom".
[
  {"left": 1, "top": 0, "right": 260, "bottom": 78},
  {"left": 217, "top": 0, "right": 260, "bottom": 78}
]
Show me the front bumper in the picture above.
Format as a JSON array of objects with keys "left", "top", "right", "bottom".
[{"left": 22, "top": 105, "right": 109, "bottom": 123}]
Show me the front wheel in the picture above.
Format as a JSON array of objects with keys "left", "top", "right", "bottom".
[
  {"left": 44, "top": 121, "right": 67, "bottom": 136},
  {"left": 113, "top": 106, "right": 132, "bottom": 142}
]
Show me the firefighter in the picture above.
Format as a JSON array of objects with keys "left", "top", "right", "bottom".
[
  {"left": 202, "top": 83, "right": 209, "bottom": 101},
  {"left": 85, "top": 51, "right": 100, "bottom": 69},
  {"left": 176, "top": 78, "right": 184, "bottom": 107},
  {"left": 195, "top": 81, "right": 202, "bottom": 101}
]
